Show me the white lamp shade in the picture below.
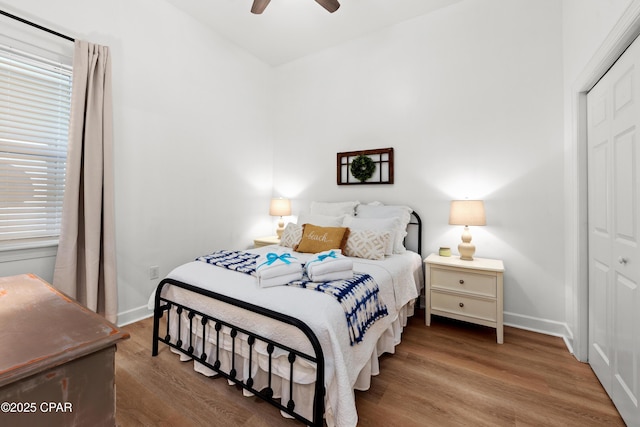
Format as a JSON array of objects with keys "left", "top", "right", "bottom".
[
  {"left": 449, "top": 200, "right": 486, "bottom": 226},
  {"left": 269, "top": 198, "right": 291, "bottom": 217}
]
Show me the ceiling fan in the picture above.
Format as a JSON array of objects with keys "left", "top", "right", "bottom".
[{"left": 251, "top": 0, "right": 340, "bottom": 14}]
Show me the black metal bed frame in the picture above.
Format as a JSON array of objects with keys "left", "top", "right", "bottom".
[
  {"left": 152, "top": 279, "right": 325, "bottom": 426},
  {"left": 151, "top": 211, "right": 422, "bottom": 426}
]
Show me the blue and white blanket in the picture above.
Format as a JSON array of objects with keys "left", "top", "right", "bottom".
[
  {"left": 197, "top": 250, "right": 259, "bottom": 274},
  {"left": 196, "top": 250, "right": 388, "bottom": 345},
  {"left": 288, "top": 273, "right": 388, "bottom": 345}
]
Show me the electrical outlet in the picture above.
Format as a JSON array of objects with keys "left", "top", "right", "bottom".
[{"left": 149, "top": 265, "right": 159, "bottom": 280}]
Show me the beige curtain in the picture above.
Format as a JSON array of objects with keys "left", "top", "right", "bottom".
[{"left": 53, "top": 40, "right": 117, "bottom": 323}]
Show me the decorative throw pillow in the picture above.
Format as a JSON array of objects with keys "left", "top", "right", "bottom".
[
  {"left": 294, "top": 224, "right": 350, "bottom": 254},
  {"left": 356, "top": 204, "right": 413, "bottom": 253},
  {"left": 279, "top": 223, "right": 303, "bottom": 248},
  {"left": 344, "top": 229, "right": 391, "bottom": 260},
  {"left": 342, "top": 216, "right": 399, "bottom": 256}
]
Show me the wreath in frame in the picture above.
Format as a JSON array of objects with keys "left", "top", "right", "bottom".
[{"left": 350, "top": 154, "right": 376, "bottom": 182}]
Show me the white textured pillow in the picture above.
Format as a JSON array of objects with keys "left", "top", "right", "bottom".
[
  {"left": 279, "top": 223, "right": 303, "bottom": 248},
  {"left": 310, "top": 201, "right": 359, "bottom": 216},
  {"left": 297, "top": 212, "right": 345, "bottom": 227},
  {"left": 342, "top": 216, "right": 398, "bottom": 256},
  {"left": 344, "top": 229, "right": 390, "bottom": 260},
  {"left": 356, "top": 204, "right": 413, "bottom": 253}
]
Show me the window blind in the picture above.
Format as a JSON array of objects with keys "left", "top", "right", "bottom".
[{"left": 0, "top": 44, "right": 72, "bottom": 244}]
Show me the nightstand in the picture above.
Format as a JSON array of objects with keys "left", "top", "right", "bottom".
[
  {"left": 253, "top": 235, "right": 280, "bottom": 248},
  {"left": 424, "top": 253, "right": 505, "bottom": 343}
]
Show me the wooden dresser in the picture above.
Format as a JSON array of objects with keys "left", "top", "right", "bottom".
[{"left": 0, "top": 274, "right": 129, "bottom": 426}]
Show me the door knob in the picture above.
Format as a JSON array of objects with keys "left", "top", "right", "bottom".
[{"left": 618, "top": 257, "right": 628, "bottom": 264}]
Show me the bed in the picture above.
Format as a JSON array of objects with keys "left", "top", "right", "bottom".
[{"left": 151, "top": 202, "right": 423, "bottom": 427}]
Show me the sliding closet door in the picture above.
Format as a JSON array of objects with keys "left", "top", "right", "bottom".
[{"left": 587, "top": 35, "right": 640, "bottom": 427}]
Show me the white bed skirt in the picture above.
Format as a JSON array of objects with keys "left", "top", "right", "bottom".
[{"left": 167, "top": 300, "right": 416, "bottom": 426}]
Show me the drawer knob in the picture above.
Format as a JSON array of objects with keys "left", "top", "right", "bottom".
[
  {"left": 459, "top": 279, "right": 464, "bottom": 284},
  {"left": 459, "top": 302, "right": 464, "bottom": 308}
]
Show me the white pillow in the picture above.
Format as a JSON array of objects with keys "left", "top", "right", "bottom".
[
  {"left": 356, "top": 204, "right": 413, "bottom": 253},
  {"left": 279, "top": 223, "right": 303, "bottom": 248},
  {"left": 297, "top": 212, "right": 345, "bottom": 227},
  {"left": 342, "top": 216, "right": 398, "bottom": 256},
  {"left": 310, "top": 201, "right": 359, "bottom": 217},
  {"left": 344, "top": 229, "right": 390, "bottom": 260}
]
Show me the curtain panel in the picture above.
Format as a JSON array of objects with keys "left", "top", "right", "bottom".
[{"left": 53, "top": 40, "right": 117, "bottom": 323}]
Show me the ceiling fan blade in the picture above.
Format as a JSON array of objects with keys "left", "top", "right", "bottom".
[
  {"left": 251, "top": 0, "right": 271, "bottom": 14},
  {"left": 315, "top": 0, "right": 340, "bottom": 13}
]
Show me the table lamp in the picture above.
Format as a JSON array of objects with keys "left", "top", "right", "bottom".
[
  {"left": 269, "top": 198, "right": 291, "bottom": 238},
  {"left": 448, "top": 200, "right": 486, "bottom": 261}
]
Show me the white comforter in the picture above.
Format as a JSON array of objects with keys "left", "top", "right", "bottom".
[{"left": 151, "top": 246, "right": 423, "bottom": 427}]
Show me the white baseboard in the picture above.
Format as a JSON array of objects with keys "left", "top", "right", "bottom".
[
  {"left": 117, "top": 305, "right": 153, "bottom": 327},
  {"left": 504, "top": 311, "right": 574, "bottom": 352},
  {"left": 117, "top": 304, "right": 577, "bottom": 355}
]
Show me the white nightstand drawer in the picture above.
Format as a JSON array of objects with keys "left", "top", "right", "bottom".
[
  {"left": 431, "top": 268, "right": 496, "bottom": 297},
  {"left": 431, "top": 291, "right": 497, "bottom": 322}
]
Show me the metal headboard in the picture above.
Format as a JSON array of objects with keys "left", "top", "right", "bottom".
[{"left": 406, "top": 211, "right": 422, "bottom": 256}]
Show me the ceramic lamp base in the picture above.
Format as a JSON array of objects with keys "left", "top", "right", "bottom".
[
  {"left": 276, "top": 217, "right": 285, "bottom": 238},
  {"left": 458, "top": 242, "right": 476, "bottom": 260},
  {"left": 458, "top": 226, "right": 476, "bottom": 260}
]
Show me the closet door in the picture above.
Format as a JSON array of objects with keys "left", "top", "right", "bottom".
[{"left": 587, "top": 35, "right": 640, "bottom": 427}]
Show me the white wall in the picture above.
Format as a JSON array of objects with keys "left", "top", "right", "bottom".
[
  {"left": 562, "top": 0, "right": 633, "bottom": 82},
  {"left": 272, "top": 0, "right": 567, "bottom": 334},
  {"left": 2, "top": 0, "right": 632, "bottom": 340},
  {"left": 0, "top": 0, "right": 276, "bottom": 325}
]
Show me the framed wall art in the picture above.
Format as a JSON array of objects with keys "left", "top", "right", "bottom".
[{"left": 337, "top": 147, "right": 394, "bottom": 185}]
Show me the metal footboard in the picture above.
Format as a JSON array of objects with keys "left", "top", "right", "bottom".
[{"left": 152, "top": 278, "right": 325, "bottom": 427}]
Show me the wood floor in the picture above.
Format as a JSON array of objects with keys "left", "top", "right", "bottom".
[{"left": 115, "top": 312, "right": 624, "bottom": 426}]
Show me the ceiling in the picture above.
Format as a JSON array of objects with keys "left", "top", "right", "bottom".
[{"left": 164, "top": 0, "right": 462, "bottom": 66}]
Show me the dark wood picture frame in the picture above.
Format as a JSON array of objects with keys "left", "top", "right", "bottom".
[{"left": 337, "top": 147, "right": 394, "bottom": 185}]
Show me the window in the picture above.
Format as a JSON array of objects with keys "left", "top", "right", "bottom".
[{"left": 0, "top": 44, "right": 72, "bottom": 247}]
